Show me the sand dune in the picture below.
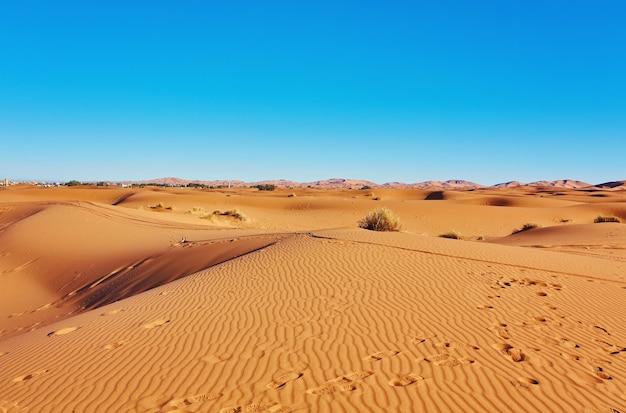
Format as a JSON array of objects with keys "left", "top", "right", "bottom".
[{"left": 1, "top": 185, "right": 625, "bottom": 412}]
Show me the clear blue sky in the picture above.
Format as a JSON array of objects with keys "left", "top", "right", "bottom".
[{"left": 1, "top": 1, "right": 624, "bottom": 185}]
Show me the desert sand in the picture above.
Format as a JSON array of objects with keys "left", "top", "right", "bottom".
[{"left": 0, "top": 184, "right": 625, "bottom": 412}]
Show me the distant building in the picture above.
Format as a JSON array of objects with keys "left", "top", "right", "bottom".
[{"left": 3, "top": 178, "right": 8, "bottom": 187}]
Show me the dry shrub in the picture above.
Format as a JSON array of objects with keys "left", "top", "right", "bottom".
[
  {"left": 594, "top": 215, "right": 621, "bottom": 223},
  {"left": 359, "top": 207, "right": 401, "bottom": 231},
  {"left": 440, "top": 231, "right": 467, "bottom": 240},
  {"left": 512, "top": 223, "right": 540, "bottom": 234},
  {"left": 206, "top": 209, "right": 248, "bottom": 222}
]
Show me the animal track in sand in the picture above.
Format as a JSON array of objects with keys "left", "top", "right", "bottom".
[
  {"left": 363, "top": 350, "right": 399, "bottom": 361},
  {"left": 306, "top": 370, "right": 373, "bottom": 395},
  {"left": 143, "top": 319, "right": 170, "bottom": 329},
  {"left": 266, "top": 372, "right": 303, "bottom": 389},
  {"left": 389, "top": 374, "right": 424, "bottom": 387},
  {"left": 47, "top": 326, "right": 79, "bottom": 337}
]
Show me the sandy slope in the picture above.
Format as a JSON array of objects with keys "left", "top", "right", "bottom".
[{"left": 0, "top": 185, "right": 625, "bottom": 412}]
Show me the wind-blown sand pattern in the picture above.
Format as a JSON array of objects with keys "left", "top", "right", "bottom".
[{"left": 1, "top": 185, "right": 625, "bottom": 412}]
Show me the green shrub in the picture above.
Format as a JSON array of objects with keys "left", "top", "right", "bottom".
[{"left": 359, "top": 207, "right": 401, "bottom": 231}]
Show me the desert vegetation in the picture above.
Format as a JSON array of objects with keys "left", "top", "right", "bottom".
[
  {"left": 358, "top": 207, "right": 401, "bottom": 231},
  {"left": 204, "top": 209, "right": 249, "bottom": 222},
  {"left": 594, "top": 215, "right": 621, "bottom": 223},
  {"left": 512, "top": 223, "right": 541, "bottom": 234}
]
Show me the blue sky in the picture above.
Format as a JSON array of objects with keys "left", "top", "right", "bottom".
[{"left": 1, "top": 1, "right": 624, "bottom": 184}]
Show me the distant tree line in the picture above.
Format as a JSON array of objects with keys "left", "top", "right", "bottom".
[{"left": 254, "top": 184, "right": 276, "bottom": 191}]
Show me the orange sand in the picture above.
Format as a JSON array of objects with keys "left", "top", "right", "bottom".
[{"left": 0, "top": 185, "right": 625, "bottom": 412}]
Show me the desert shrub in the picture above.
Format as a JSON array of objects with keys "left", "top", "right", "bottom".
[
  {"left": 206, "top": 209, "right": 248, "bottom": 222},
  {"left": 287, "top": 193, "right": 297, "bottom": 198},
  {"left": 358, "top": 207, "right": 401, "bottom": 231},
  {"left": 372, "top": 197, "right": 381, "bottom": 201},
  {"left": 185, "top": 206, "right": 206, "bottom": 215},
  {"left": 512, "top": 223, "right": 540, "bottom": 234},
  {"left": 594, "top": 215, "right": 621, "bottom": 223},
  {"left": 360, "top": 185, "right": 372, "bottom": 190},
  {"left": 440, "top": 231, "right": 467, "bottom": 240},
  {"left": 66, "top": 180, "right": 82, "bottom": 186}
]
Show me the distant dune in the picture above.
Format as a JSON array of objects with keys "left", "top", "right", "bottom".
[{"left": 0, "top": 184, "right": 625, "bottom": 412}]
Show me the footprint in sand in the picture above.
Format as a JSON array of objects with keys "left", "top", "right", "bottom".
[
  {"left": 561, "top": 352, "right": 583, "bottom": 361},
  {"left": 143, "top": 319, "right": 170, "bottom": 329},
  {"left": 219, "top": 402, "right": 290, "bottom": 413},
  {"left": 169, "top": 392, "right": 223, "bottom": 408},
  {"left": 13, "top": 369, "right": 48, "bottom": 383},
  {"left": 363, "top": 350, "right": 399, "bottom": 361},
  {"left": 307, "top": 371, "right": 373, "bottom": 395},
  {"left": 103, "top": 341, "right": 126, "bottom": 350},
  {"left": 47, "top": 326, "right": 79, "bottom": 337},
  {"left": 411, "top": 337, "right": 427, "bottom": 345},
  {"left": 201, "top": 353, "right": 231, "bottom": 364},
  {"left": 511, "top": 377, "right": 539, "bottom": 390},
  {"left": 389, "top": 374, "right": 424, "bottom": 387},
  {"left": 495, "top": 324, "right": 511, "bottom": 340},
  {"left": 435, "top": 340, "right": 480, "bottom": 351},
  {"left": 417, "top": 353, "right": 450, "bottom": 363},
  {"left": 266, "top": 372, "right": 303, "bottom": 389},
  {"left": 100, "top": 309, "right": 123, "bottom": 316},
  {"left": 492, "top": 343, "right": 525, "bottom": 362},
  {"left": 593, "top": 366, "right": 612, "bottom": 380},
  {"left": 560, "top": 338, "right": 579, "bottom": 349}
]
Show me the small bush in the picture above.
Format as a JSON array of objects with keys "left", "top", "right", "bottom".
[
  {"left": 360, "top": 185, "right": 372, "bottom": 190},
  {"left": 287, "top": 193, "right": 297, "bottom": 198},
  {"left": 185, "top": 206, "right": 206, "bottom": 215},
  {"left": 359, "top": 207, "right": 401, "bottom": 231},
  {"left": 512, "top": 223, "right": 540, "bottom": 234},
  {"left": 594, "top": 215, "right": 621, "bottom": 223},
  {"left": 440, "top": 231, "right": 467, "bottom": 240},
  {"left": 205, "top": 209, "right": 248, "bottom": 222}
]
